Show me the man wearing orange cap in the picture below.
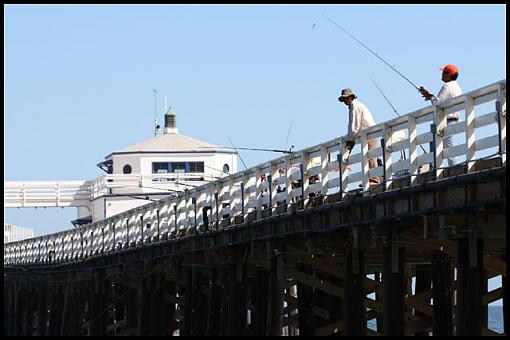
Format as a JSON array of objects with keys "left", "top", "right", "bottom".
[{"left": 418, "top": 64, "right": 463, "bottom": 167}]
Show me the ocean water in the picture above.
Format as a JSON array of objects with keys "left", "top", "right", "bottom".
[{"left": 367, "top": 305, "right": 504, "bottom": 334}]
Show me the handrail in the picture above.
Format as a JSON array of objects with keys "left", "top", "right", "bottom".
[{"left": 4, "top": 79, "right": 506, "bottom": 265}]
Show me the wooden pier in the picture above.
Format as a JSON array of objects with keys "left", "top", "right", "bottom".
[{"left": 4, "top": 159, "right": 506, "bottom": 336}]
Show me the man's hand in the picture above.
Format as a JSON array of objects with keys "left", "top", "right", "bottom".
[
  {"left": 419, "top": 86, "right": 433, "bottom": 101},
  {"left": 345, "top": 140, "right": 355, "bottom": 151}
]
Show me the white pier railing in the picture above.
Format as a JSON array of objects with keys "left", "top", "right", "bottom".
[
  {"left": 3, "top": 181, "right": 93, "bottom": 208},
  {"left": 4, "top": 79, "right": 506, "bottom": 266}
]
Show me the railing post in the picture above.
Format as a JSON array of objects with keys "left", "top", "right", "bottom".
[
  {"left": 140, "top": 213, "right": 144, "bottom": 245},
  {"left": 240, "top": 182, "right": 245, "bottom": 217},
  {"left": 101, "top": 227, "right": 105, "bottom": 254},
  {"left": 267, "top": 174, "right": 272, "bottom": 216},
  {"left": 80, "top": 232, "right": 84, "bottom": 258},
  {"left": 361, "top": 131, "right": 370, "bottom": 194},
  {"left": 381, "top": 138, "right": 387, "bottom": 191},
  {"left": 465, "top": 96, "right": 476, "bottom": 173},
  {"left": 408, "top": 115, "right": 418, "bottom": 186},
  {"left": 430, "top": 124, "right": 437, "bottom": 177},
  {"left": 300, "top": 162, "right": 305, "bottom": 208},
  {"left": 126, "top": 216, "right": 130, "bottom": 247},
  {"left": 112, "top": 219, "right": 116, "bottom": 251},
  {"left": 192, "top": 197, "right": 197, "bottom": 233},
  {"left": 156, "top": 205, "right": 160, "bottom": 241},
  {"left": 214, "top": 192, "right": 219, "bottom": 230},
  {"left": 174, "top": 204, "right": 178, "bottom": 233},
  {"left": 433, "top": 105, "right": 446, "bottom": 179},
  {"left": 497, "top": 83, "right": 506, "bottom": 166}
]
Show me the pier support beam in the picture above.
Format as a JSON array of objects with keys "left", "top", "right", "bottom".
[
  {"left": 456, "top": 237, "right": 484, "bottom": 336},
  {"left": 383, "top": 243, "right": 406, "bottom": 336},
  {"left": 431, "top": 251, "right": 454, "bottom": 336},
  {"left": 48, "top": 283, "right": 64, "bottom": 336},
  {"left": 182, "top": 269, "right": 207, "bottom": 336},
  {"left": 344, "top": 248, "right": 366, "bottom": 336},
  {"left": 227, "top": 262, "right": 247, "bottom": 335},
  {"left": 253, "top": 267, "right": 270, "bottom": 336},
  {"left": 192, "top": 271, "right": 209, "bottom": 336},
  {"left": 125, "top": 286, "right": 138, "bottom": 332},
  {"left": 296, "top": 264, "right": 315, "bottom": 336},
  {"left": 166, "top": 281, "right": 177, "bottom": 336},
  {"left": 136, "top": 278, "right": 151, "bottom": 336},
  {"left": 149, "top": 276, "right": 166, "bottom": 336},
  {"left": 207, "top": 270, "right": 223, "bottom": 336},
  {"left": 267, "top": 253, "right": 285, "bottom": 336},
  {"left": 23, "top": 281, "right": 34, "bottom": 336},
  {"left": 414, "top": 264, "right": 431, "bottom": 336},
  {"left": 36, "top": 283, "right": 48, "bottom": 336},
  {"left": 89, "top": 271, "right": 108, "bottom": 336}
]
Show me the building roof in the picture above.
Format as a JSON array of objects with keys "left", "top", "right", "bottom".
[{"left": 106, "top": 133, "right": 235, "bottom": 157}]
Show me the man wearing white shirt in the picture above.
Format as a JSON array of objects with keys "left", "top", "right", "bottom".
[
  {"left": 419, "top": 64, "right": 463, "bottom": 167},
  {"left": 338, "top": 88, "right": 380, "bottom": 185}
]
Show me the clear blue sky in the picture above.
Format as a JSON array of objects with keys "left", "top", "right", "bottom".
[{"left": 4, "top": 4, "right": 506, "bottom": 236}]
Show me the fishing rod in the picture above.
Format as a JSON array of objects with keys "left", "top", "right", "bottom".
[
  {"left": 371, "top": 78, "right": 428, "bottom": 156},
  {"left": 320, "top": 14, "right": 421, "bottom": 92},
  {"left": 199, "top": 146, "right": 293, "bottom": 154},
  {"left": 228, "top": 136, "right": 248, "bottom": 170}
]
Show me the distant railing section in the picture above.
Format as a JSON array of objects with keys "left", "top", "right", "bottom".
[
  {"left": 4, "top": 181, "right": 92, "bottom": 208},
  {"left": 4, "top": 80, "right": 506, "bottom": 266}
]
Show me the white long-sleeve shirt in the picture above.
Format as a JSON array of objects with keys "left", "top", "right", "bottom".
[
  {"left": 346, "top": 98, "right": 376, "bottom": 140},
  {"left": 431, "top": 80, "right": 463, "bottom": 120}
]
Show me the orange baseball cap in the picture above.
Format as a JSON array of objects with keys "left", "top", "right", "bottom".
[{"left": 439, "top": 64, "right": 458, "bottom": 75}]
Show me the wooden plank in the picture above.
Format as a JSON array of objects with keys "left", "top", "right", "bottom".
[
  {"left": 483, "top": 287, "right": 504, "bottom": 306},
  {"left": 406, "top": 291, "right": 433, "bottom": 317},
  {"left": 286, "top": 268, "right": 343, "bottom": 299}
]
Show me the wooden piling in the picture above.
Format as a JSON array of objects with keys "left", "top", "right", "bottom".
[
  {"left": 344, "top": 248, "right": 366, "bottom": 336},
  {"left": 431, "top": 251, "right": 454, "bottom": 336},
  {"left": 207, "top": 270, "right": 223, "bottom": 336},
  {"left": 23, "top": 281, "right": 34, "bottom": 336},
  {"left": 89, "top": 271, "right": 108, "bottom": 336},
  {"left": 253, "top": 267, "right": 270, "bottom": 336},
  {"left": 296, "top": 264, "right": 315, "bottom": 336},
  {"left": 382, "top": 244, "right": 405, "bottom": 336},
  {"left": 267, "top": 253, "right": 284, "bottom": 336},
  {"left": 227, "top": 261, "right": 246, "bottom": 335},
  {"left": 48, "top": 283, "right": 64, "bottom": 336},
  {"left": 414, "top": 264, "right": 431, "bottom": 336},
  {"left": 456, "top": 237, "right": 484, "bottom": 336},
  {"left": 36, "top": 283, "right": 48, "bottom": 336}
]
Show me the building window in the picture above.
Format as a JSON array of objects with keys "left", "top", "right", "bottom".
[
  {"left": 152, "top": 161, "right": 205, "bottom": 174},
  {"left": 188, "top": 162, "right": 204, "bottom": 173},
  {"left": 152, "top": 162, "right": 169, "bottom": 173},
  {"left": 223, "top": 164, "right": 230, "bottom": 173},
  {"left": 170, "top": 162, "right": 186, "bottom": 173},
  {"left": 123, "top": 164, "right": 132, "bottom": 174}
]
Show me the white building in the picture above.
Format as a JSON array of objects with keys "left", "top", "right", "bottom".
[
  {"left": 4, "top": 107, "right": 238, "bottom": 226},
  {"left": 4, "top": 224, "right": 34, "bottom": 243}
]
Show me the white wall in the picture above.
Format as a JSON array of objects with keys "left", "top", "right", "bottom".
[
  {"left": 112, "top": 154, "right": 142, "bottom": 174},
  {"left": 111, "top": 152, "right": 237, "bottom": 177}
]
